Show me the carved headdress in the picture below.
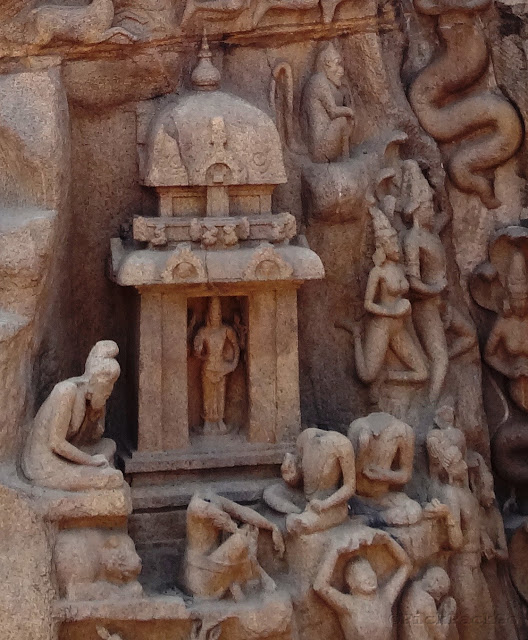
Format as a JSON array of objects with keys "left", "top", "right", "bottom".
[
  {"left": 399, "top": 159, "right": 433, "bottom": 218},
  {"left": 369, "top": 206, "right": 398, "bottom": 265}
]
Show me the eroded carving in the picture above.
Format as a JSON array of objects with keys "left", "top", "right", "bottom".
[
  {"left": 348, "top": 412, "right": 422, "bottom": 526},
  {"left": 264, "top": 427, "right": 355, "bottom": 534},
  {"left": 184, "top": 491, "right": 284, "bottom": 600},
  {"left": 425, "top": 431, "right": 495, "bottom": 640},
  {"left": 400, "top": 567, "right": 456, "bottom": 640},
  {"left": 301, "top": 43, "right": 355, "bottom": 163},
  {"left": 28, "top": 0, "right": 137, "bottom": 46},
  {"left": 55, "top": 528, "right": 142, "bottom": 601}
]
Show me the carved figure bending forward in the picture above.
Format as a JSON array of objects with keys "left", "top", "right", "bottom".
[
  {"left": 22, "top": 340, "right": 123, "bottom": 492},
  {"left": 348, "top": 412, "right": 422, "bottom": 526},
  {"left": 301, "top": 43, "right": 355, "bottom": 163},
  {"left": 313, "top": 533, "right": 411, "bottom": 640},
  {"left": 425, "top": 434, "right": 494, "bottom": 640},
  {"left": 263, "top": 427, "right": 356, "bottom": 534},
  {"left": 193, "top": 297, "right": 240, "bottom": 435},
  {"left": 400, "top": 567, "right": 456, "bottom": 640},
  {"left": 184, "top": 492, "right": 284, "bottom": 600},
  {"left": 352, "top": 207, "right": 428, "bottom": 388},
  {"left": 55, "top": 528, "right": 142, "bottom": 601}
]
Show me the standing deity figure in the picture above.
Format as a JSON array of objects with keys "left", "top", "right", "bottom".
[
  {"left": 400, "top": 160, "right": 448, "bottom": 402},
  {"left": 301, "top": 43, "right": 355, "bottom": 163},
  {"left": 485, "top": 251, "right": 528, "bottom": 412},
  {"left": 184, "top": 491, "right": 284, "bottom": 600},
  {"left": 22, "top": 341, "right": 123, "bottom": 492},
  {"left": 400, "top": 567, "right": 457, "bottom": 640},
  {"left": 352, "top": 206, "right": 428, "bottom": 389},
  {"left": 263, "top": 427, "right": 356, "bottom": 534},
  {"left": 313, "top": 533, "right": 411, "bottom": 640},
  {"left": 348, "top": 412, "right": 422, "bottom": 526},
  {"left": 193, "top": 297, "right": 240, "bottom": 435},
  {"left": 425, "top": 433, "right": 495, "bottom": 640}
]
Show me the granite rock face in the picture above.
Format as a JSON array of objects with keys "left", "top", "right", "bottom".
[{"left": 2, "top": 2, "right": 528, "bottom": 640}]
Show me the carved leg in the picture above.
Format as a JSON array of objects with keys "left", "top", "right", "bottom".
[
  {"left": 388, "top": 327, "right": 429, "bottom": 384},
  {"left": 354, "top": 317, "right": 391, "bottom": 384},
  {"left": 413, "top": 299, "right": 448, "bottom": 401}
]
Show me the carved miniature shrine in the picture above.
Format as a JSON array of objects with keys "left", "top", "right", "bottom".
[{"left": 4, "top": 1, "right": 528, "bottom": 640}]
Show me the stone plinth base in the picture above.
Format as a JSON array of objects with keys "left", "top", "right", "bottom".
[{"left": 55, "top": 592, "right": 294, "bottom": 640}]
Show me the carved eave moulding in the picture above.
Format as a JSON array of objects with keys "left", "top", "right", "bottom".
[
  {"left": 132, "top": 213, "right": 296, "bottom": 248},
  {"left": 244, "top": 243, "right": 294, "bottom": 280},
  {"left": 109, "top": 238, "right": 324, "bottom": 286},
  {"left": 160, "top": 245, "right": 207, "bottom": 284}
]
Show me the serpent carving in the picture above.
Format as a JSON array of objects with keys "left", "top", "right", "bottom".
[{"left": 409, "top": 6, "right": 523, "bottom": 209}]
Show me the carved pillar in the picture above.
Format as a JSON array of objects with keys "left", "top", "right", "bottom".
[
  {"left": 138, "top": 289, "right": 189, "bottom": 451},
  {"left": 247, "top": 286, "right": 301, "bottom": 444}
]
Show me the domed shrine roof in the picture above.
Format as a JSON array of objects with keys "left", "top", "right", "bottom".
[{"left": 143, "top": 39, "right": 286, "bottom": 189}]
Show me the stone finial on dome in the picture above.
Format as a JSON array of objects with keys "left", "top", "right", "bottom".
[{"left": 191, "top": 32, "right": 221, "bottom": 92}]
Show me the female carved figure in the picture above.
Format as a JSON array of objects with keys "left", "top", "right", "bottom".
[
  {"left": 352, "top": 207, "right": 428, "bottom": 388},
  {"left": 485, "top": 251, "right": 528, "bottom": 412},
  {"left": 22, "top": 340, "right": 123, "bottom": 492},
  {"left": 193, "top": 297, "right": 240, "bottom": 435}
]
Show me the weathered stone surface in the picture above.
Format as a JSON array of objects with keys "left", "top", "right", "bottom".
[{"left": 3, "top": 1, "right": 528, "bottom": 639}]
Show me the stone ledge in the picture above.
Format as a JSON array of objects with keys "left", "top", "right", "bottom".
[{"left": 123, "top": 441, "right": 292, "bottom": 474}]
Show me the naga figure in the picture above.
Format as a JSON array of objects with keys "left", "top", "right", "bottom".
[{"left": 409, "top": 0, "right": 523, "bottom": 209}]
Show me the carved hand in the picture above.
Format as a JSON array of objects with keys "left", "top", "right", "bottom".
[{"left": 90, "top": 454, "right": 110, "bottom": 468}]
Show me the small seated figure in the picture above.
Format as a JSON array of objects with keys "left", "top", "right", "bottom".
[
  {"left": 184, "top": 491, "right": 284, "bottom": 600},
  {"left": 263, "top": 427, "right": 356, "bottom": 535},
  {"left": 313, "top": 533, "right": 411, "bottom": 640},
  {"left": 400, "top": 567, "right": 456, "bottom": 640},
  {"left": 301, "top": 43, "right": 355, "bottom": 163},
  {"left": 347, "top": 412, "right": 422, "bottom": 526},
  {"left": 55, "top": 528, "right": 143, "bottom": 601},
  {"left": 22, "top": 340, "right": 124, "bottom": 492}
]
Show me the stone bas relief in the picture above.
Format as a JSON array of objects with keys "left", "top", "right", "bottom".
[{"left": 3, "top": 1, "right": 528, "bottom": 640}]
